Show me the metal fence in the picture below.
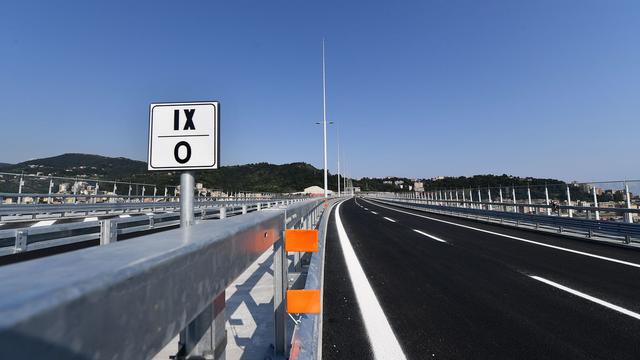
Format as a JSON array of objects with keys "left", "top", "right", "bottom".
[
  {"left": 290, "top": 198, "right": 340, "bottom": 360},
  {"left": 0, "top": 171, "right": 287, "bottom": 205},
  {"left": 383, "top": 179, "right": 640, "bottom": 224},
  {"left": 368, "top": 195, "right": 640, "bottom": 245},
  {"left": 0, "top": 198, "right": 328, "bottom": 359},
  {"left": 0, "top": 200, "right": 300, "bottom": 256}
]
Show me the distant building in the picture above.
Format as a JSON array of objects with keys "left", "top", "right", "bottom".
[
  {"left": 58, "top": 183, "right": 71, "bottom": 193},
  {"left": 578, "top": 183, "right": 592, "bottom": 193},
  {"left": 431, "top": 176, "right": 446, "bottom": 181},
  {"left": 414, "top": 181, "right": 425, "bottom": 192},
  {"left": 303, "top": 186, "right": 333, "bottom": 197}
]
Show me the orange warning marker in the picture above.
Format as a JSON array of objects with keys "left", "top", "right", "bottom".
[
  {"left": 287, "top": 289, "right": 321, "bottom": 314},
  {"left": 285, "top": 229, "right": 318, "bottom": 252}
]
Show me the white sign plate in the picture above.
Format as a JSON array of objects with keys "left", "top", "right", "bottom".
[{"left": 148, "top": 101, "right": 219, "bottom": 171}]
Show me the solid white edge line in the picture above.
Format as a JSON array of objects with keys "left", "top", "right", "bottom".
[
  {"left": 335, "top": 201, "right": 407, "bottom": 360},
  {"left": 530, "top": 275, "right": 640, "bottom": 320},
  {"left": 413, "top": 229, "right": 447, "bottom": 243},
  {"left": 383, "top": 217, "right": 396, "bottom": 223},
  {"left": 362, "top": 199, "right": 640, "bottom": 269}
]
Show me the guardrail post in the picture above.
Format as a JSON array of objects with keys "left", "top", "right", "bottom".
[
  {"left": 544, "top": 186, "right": 551, "bottom": 216},
  {"left": 219, "top": 207, "right": 227, "bottom": 219},
  {"left": 17, "top": 175, "right": 24, "bottom": 204},
  {"left": 274, "top": 213, "right": 287, "bottom": 356},
  {"left": 499, "top": 188, "right": 505, "bottom": 212},
  {"left": 100, "top": 219, "right": 118, "bottom": 245},
  {"left": 14, "top": 230, "right": 27, "bottom": 253},
  {"left": 512, "top": 188, "right": 517, "bottom": 213},
  {"left": 624, "top": 183, "right": 633, "bottom": 223},
  {"left": 242, "top": 205, "right": 247, "bottom": 215},
  {"left": 487, "top": 188, "right": 493, "bottom": 211},
  {"left": 48, "top": 177, "right": 54, "bottom": 204},
  {"left": 566, "top": 185, "right": 573, "bottom": 218},
  {"left": 592, "top": 186, "right": 600, "bottom": 221},
  {"left": 257, "top": 203, "right": 261, "bottom": 211},
  {"left": 527, "top": 186, "right": 532, "bottom": 214}
]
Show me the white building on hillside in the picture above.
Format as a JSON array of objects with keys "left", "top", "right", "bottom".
[{"left": 303, "top": 186, "right": 333, "bottom": 197}]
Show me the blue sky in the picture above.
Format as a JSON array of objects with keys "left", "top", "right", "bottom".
[{"left": 1, "top": 1, "right": 638, "bottom": 181}]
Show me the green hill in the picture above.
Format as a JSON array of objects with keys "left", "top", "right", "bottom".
[
  {"left": 0, "top": 153, "right": 590, "bottom": 200},
  {"left": 0, "top": 153, "right": 340, "bottom": 194}
]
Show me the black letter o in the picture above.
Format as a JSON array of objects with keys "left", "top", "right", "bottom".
[{"left": 174, "top": 141, "right": 191, "bottom": 164}]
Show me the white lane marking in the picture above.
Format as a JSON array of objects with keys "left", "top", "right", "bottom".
[
  {"left": 371, "top": 211, "right": 378, "bottom": 215},
  {"left": 364, "top": 207, "right": 369, "bottom": 210},
  {"left": 362, "top": 199, "right": 640, "bottom": 269},
  {"left": 84, "top": 217, "right": 98, "bottom": 222},
  {"left": 383, "top": 217, "right": 396, "bottom": 223},
  {"left": 335, "top": 202, "right": 407, "bottom": 360},
  {"left": 530, "top": 275, "right": 640, "bottom": 320},
  {"left": 31, "top": 220, "right": 56, "bottom": 227},
  {"left": 413, "top": 229, "right": 447, "bottom": 243}
]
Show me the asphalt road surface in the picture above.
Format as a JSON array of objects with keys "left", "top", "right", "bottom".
[{"left": 322, "top": 197, "right": 640, "bottom": 360}]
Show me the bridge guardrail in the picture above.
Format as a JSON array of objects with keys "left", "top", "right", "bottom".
[
  {"left": 0, "top": 198, "right": 326, "bottom": 359},
  {"left": 290, "top": 198, "right": 341, "bottom": 360},
  {"left": 0, "top": 198, "right": 296, "bottom": 221},
  {"left": 0, "top": 201, "right": 296, "bottom": 256},
  {"left": 370, "top": 197, "right": 640, "bottom": 245}
]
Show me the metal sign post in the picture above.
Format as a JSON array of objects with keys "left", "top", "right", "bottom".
[{"left": 148, "top": 101, "right": 220, "bottom": 359}]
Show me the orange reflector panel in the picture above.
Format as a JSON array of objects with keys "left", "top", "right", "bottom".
[
  {"left": 285, "top": 229, "right": 318, "bottom": 252},
  {"left": 287, "top": 289, "right": 321, "bottom": 314}
]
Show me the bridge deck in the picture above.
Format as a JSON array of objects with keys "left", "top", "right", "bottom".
[{"left": 323, "top": 197, "right": 640, "bottom": 359}]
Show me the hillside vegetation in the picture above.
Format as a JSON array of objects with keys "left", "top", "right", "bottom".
[{"left": 0, "top": 153, "right": 586, "bottom": 199}]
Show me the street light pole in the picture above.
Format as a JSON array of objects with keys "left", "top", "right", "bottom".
[
  {"left": 337, "top": 122, "right": 341, "bottom": 197},
  {"left": 322, "top": 38, "right": 328, "bottom": 198}
]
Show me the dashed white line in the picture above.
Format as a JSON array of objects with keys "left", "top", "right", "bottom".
[
  {"left": 335, "top": 202, "right": 407, "bottom": 360},
  {"left": 530, "top": 275, "right": 640, "bottom": 320},
  {"left": 362, "top": 198, "right": 640, "bottom": 269},
  {"left": 413, "top": 229, "right": 447, "bottom": 243},
  {"left": 383, "top": 217, "right": 396, "bottom": 223},
  {"left": 371, "top": 211, "right": 378, "bottom": 215},
  {"left": 364, "top": 207, "right": 369, "bottom": 210}
]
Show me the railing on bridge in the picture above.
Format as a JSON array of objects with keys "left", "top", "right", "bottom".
[
  {"left": 0, "top": 197, "right": 330, "bottom": 359},
  {"left": 0, "top": 171, "right": 286, "bottom": 205},
  {"left": 368, "top": 187, "right": 640, "bottom": 245},
  {"left": 0, "top": 199, "right": 303, "bottom": 256}
]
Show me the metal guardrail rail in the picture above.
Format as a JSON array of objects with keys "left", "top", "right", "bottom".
[
  {"left": 0, "top": 198, "right": 301, "bottom": 220},
  {"left": 0, "top": 200, "right": 297, "bottom": 256},
  {"left": 0, "top": 198, "right": 326, "bottom": 359},
  {"left": 290, "top": 198, "right": 341, "bottom": 360},
  {"left": 370, "top": 197, "right": 640, "bottom": 245}
]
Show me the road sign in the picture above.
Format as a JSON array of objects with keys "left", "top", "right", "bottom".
[{"left": 148, "top": 101, "right": 219, "bottom": 171}]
